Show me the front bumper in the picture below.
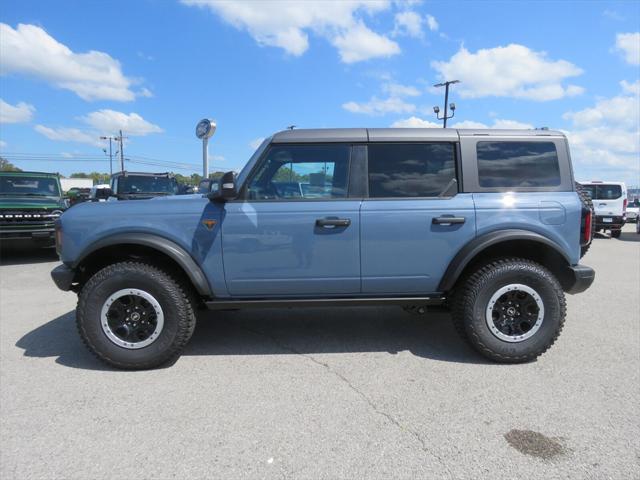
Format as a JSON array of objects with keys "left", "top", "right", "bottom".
[
  {"left": 594, "top": 215, "right": 625, "bottom": 229},
  {"left": 0, "top": 227, "right": 55, "bottom": 241},
  {"left": 565, "top": 265, "right": 595, "bottom": 294},
  {"left": 51, "top": 264, "right": 75, "bottom": 291}
]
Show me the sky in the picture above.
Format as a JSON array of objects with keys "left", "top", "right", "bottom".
[{"left": 0, "top": 0, "right": 638, "bottom": 185}]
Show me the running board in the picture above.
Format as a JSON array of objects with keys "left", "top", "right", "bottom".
[{"left": 205, "top": 296, "right": 446, "bottom": 310}]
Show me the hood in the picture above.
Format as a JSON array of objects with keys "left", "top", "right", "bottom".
[
  {"left": 0, "top": 196, "right": 65, "bottom": 210},
  {"left": 151, "top": 193, "right": 204, "bottom": 201}
]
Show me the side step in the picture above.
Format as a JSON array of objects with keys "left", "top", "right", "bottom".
[{"left": 205, "top": 296, "right": 446, "bottom": 310}]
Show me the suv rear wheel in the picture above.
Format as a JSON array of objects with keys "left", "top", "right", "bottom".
[
  {"left": 452, "top": 259, "right": 566, "bottom": 363},
  {"left": 77, "top": 262, "right": 196, "bottom": 369}
]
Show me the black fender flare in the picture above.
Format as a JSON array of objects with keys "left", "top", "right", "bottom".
[
  {"left": 73, "top": 233, "right": 212, "bottom": 297},
  {"left": 438, "top": 229, "right": 571, "bottom": 292}
]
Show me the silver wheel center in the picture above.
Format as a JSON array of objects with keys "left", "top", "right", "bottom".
[
  {"left": 486, "top": 284, "right": 544, "bottom": 343},
  {"left": 100, "top": 289, "right": 164, "bottom": 349}
]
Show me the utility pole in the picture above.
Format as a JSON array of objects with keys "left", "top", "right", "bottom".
[
  {"left": 100, "top": 136, "right": 115, "bottom": 175},
  {"left": 433, "top": 80, "right": 460, "bottom": 128},
  {"left": 114, "top": 130, "right": 128, "bottom": 172}
]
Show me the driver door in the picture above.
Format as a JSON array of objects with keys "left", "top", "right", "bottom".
[{"left": 221, "top": 144, "right": 361, "bottom": 296}]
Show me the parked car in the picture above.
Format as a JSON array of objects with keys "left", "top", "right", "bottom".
[
  {"left": 579, "top": 181, "right": 627, "bottom": 238},
  {"left": 109, "top": 171, "right": 179, "bottom": 200},
  {"left": 66, "top": 187, "right": 92, "bottom": 207},
  {"left": 0, "top": 171, "right": 66, "bottom": 246},
  {"left": 626, "top": 198, "right": 639, "bottom": 223},
  {"left": 52, "top": 128, "right": 595, "bottom": 369},
  {"left": 88, "top": 184, "right": 113, "bottom": 202}
]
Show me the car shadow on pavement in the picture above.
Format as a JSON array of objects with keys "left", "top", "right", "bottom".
[
  {"left": 16, "top": 307, "right": 488, "bottom": 370},
  {"left": 187, "top": 306, "right": 489, "bottom": 365},
  {"left": 618, "top": 231, "right": 640, "bottom": 242},
  {"left": 0, "top": 245, "right": 59, "bottom": 266}
]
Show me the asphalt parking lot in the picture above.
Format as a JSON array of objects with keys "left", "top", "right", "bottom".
[{"left": 1, "top": 226, "right": 638, "bottom": 480}]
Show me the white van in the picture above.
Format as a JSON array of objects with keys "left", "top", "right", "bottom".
[{"left": 579, "top": 181, "right": 627, "bottom": 238}]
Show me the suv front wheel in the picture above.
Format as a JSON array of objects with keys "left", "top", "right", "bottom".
[
  {"left": 452, "top": 259, "right": 566, "bottom": 363},
  {"left": 77, "top": 262, "right": 196, "bottom": 369}
]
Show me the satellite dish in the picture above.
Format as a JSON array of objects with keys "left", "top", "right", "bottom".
[{"left": 196, "top": 118, "right": 216, "bottom": 139}]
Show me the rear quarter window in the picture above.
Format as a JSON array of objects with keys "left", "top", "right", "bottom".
[{"left": 477, "top": 141, "right": 561, "bottom": 188}]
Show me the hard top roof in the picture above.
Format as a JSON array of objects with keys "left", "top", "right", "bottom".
[
  {"left": 271, "top": 128, "right": 565, "bottom": 143},
  {"left": 111, "top": 171, "right": 173, "bottom": 178},
  {"left": 0, "top": 171, "right": 60, "bottom": 176}
]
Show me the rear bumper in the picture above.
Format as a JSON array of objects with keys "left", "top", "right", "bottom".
[
  {"left": 594, "top": 215, "right": 625, "bottom": 229},
  {"left": 565, "top": 265, "right": 595, "bottom": 294},
  {"left": 51, "top": 264, "right": 75, "bottom": 291}
]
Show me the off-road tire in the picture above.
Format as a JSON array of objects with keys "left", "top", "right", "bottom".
[
  {"left": 452, "top": 258, "right": 566, "bottom": 363},
  {"left": 575, "top": 182, "right": 595, "bottom": 258},
  {"left": 611, "top": 229, "right": 622, "bottom": 238},
  {"left": 77, "top": 262, "right": 196, "bottom": 369}
]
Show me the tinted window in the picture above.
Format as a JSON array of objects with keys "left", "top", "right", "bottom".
[
  {"left": 0, "top": 175, "right": 60, "bottom": 197},
  {"left": 117, "top": 176, "right": 179, "bottom": 194},
  {"left": 477, "top": 141, "right": 560, "bottom": 188},
  {"left": 247, "top": 145, "right": 350, "bottom": 200},
  {"left": 367, "top": 143, "right": 456, "bottom": 198},
  {"left": 582, "top": 184, "right": 622, "bottom": 200}
]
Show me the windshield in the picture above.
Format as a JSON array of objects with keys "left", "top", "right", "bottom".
[
  {"left": 582, "top": 184, "right": 622, "bottom": 200},
  {"left": 0, "top": 175, "right": 61, "bottom": 197},
  {"left": 117, "top": 176, "right": 178, "bottom": 195}
]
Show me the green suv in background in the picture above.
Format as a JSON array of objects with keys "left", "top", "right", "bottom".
[{"left": 0, "top": 171, "right": 67, "bottom": 247}]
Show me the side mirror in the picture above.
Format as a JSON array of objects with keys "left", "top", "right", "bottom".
[{"left": 209, "top": 171, "right": 237, "bottom": 202}]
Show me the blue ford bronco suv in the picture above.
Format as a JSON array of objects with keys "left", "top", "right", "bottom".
[{"left": 51, "top": 128, "right": 595, "bottom": 369}]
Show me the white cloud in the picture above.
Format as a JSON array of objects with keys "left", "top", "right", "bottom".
[
  {"left": 563, "top": 84, "right": 639, "bottom": 183},
  {"left": 82, "top": 110, "right": 163, "bottom": 136},
  {"left": 426, "top": 15, "right": 438, "bottom": 32},
  {"left": 390, "top": 116, "right": 440, "bottom": 128},
  {"left": 392, "top": 11, "right": 438, "bottom": 38},
  {"left": 34, "top": 125, "right": 104, "bottom": 147},
  {"left": 393, "top": 11, "right": 423, "bottom": 38},
  {"left": 182, "top": 0, "right": 400, "bottom": 63},
  {"left": 614, "top": 32, "right": 640, "bottom": 65},
  {"left": 0, "top": 140, "right": 7, "bottom": 149},
  {"left": 563, "top": 94, "right": 639, "bottom": 130},
  {"left": 451, "top": 119, "right": 535, "bottom": 129},
  {"left": 0, "top": 23, "right": 139, "bottom": 101},
  {"left": 249, "top": 137, "right": 265, "bottom": 150},
  {"left": 431, "top": 44, "right": 584, "bottom": 101},
  {"left": 391, "top": 117, "right": 534, "bottom": 129},
  {"left": 382, "top": 82, "right": 421, "bottom": 97},
  {"left": 0, "top": 99, "right": 35, "bottom": 123},
  {"left": 344, "top": 80, "right": 421, "bottom": 116},
  {"left": 343, "top": 96, "right": 416, "bottom": 115},
  {"left": 35, "top": 110, "right": 163, "bottom": 146},
  {"left": 331, "top": 22, "right": 400, "bottom": 63},
  {"left": 621, "top": 79, "right": 640, "bottom": 95}
]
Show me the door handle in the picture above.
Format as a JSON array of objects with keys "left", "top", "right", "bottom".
[
  {"left": 316, "top": 218, "right": 351, "bottom": 228},
  {"left": 432, "top": 216, "right": 465, "bottom": 225}
]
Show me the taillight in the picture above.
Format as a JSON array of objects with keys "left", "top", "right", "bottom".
[
  {"left": 623, "top": 198, "right": 628, "bottom": 212},
  {"left": 583, "top": 209, "right": 592, "bottom": 244}
]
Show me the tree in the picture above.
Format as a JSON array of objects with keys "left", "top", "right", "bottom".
[
  {"left": 0, "top": 157, "right": 22, "bottom": 172},
  {"left": 70, "top": 172, "right": 110, "bottom": 184}
]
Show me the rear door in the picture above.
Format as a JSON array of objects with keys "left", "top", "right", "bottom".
[
  {"left": 582, "top": 184, "right": 625, "bottom": 217},
  {"left": 360, "top": 141, "right": 476, "bottom": 294},
  {"left": 221, "top": 143, "right": 361, "bottom": 296}
]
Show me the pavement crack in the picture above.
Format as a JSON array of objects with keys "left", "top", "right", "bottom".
[{"left": 237, "top": 323, "right": 454, "bottom": 479}]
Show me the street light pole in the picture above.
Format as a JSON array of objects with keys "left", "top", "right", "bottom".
[
  {"left": 100, "top": 136, "right": 115, "bottom": 175},
  {"left": 433, "top": 80, "right": 460, "bottom": 128}
]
